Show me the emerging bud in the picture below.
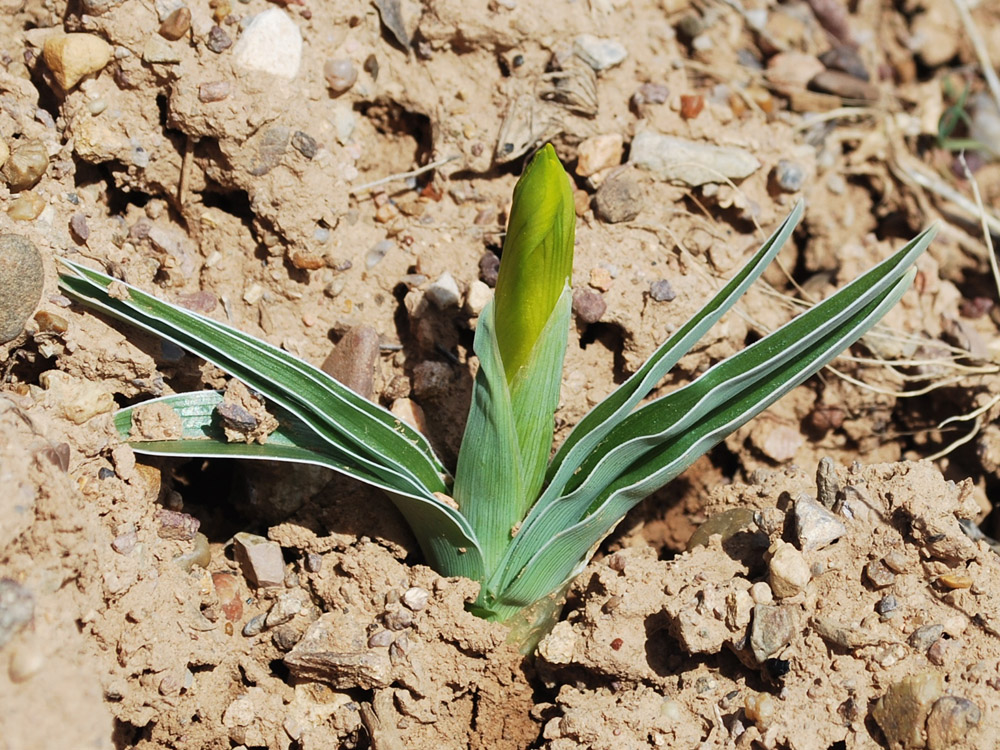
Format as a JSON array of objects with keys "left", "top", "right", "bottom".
[{"left": 493, "top": 144, "right": 576, "bottom": 383}]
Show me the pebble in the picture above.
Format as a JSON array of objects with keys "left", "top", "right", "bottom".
[
  {"left": 0, "top": 234, "right": 44, "bottom": 344},
  {"left": 390, "top": 398, "right": 427, "bottom": 432},
  {"left": 324, "top": 58, "right": 357, "bottom": 94},
  {"left": 426, "top": 272, "right": 462, "bottom": 309},
  {"left": 479, "top": 251, "right": 500, "bottom": 286},
  {"left": 265, "top": 593, "right": 302, "bottom": 628},
  {"left": 594, "top": 171, "right": 643, "bottom": 223},
  {"left": 572, "top": 287, "right": 606, "bottom": 324},
  {"left": 383, "top": 606, "right": 413, "bottom": 631},
  {"left": 69, "top": 213, "right": 90, "bottom": 243},
  {"left": 576, "top": 134, "right": 623, "bottom": 177},
  {"left": 401, "top": 587, "right": 430, "bottom": 611},
  {"left": 233, "top": 9, "right": 303, "bottom": 80},
  {"left": 320, "top": 324, "right": 380, "bottom": 400},
  {"left": 142, "top": 37, "right": 182, "bottom": 64},
  {"left": 768, "top": 541, "right": 810, "bottom": 598},
  {"left": 291, "top": 131, "right": 317, "bottom": 159},
  {"left": 212, "top": 572, "right": 243, "bottom": 622},
  {"left": 0, "top": 579, "right": 34, "bottom": 648},
  {"left": 173, "top": 532, "right": 211, "bottom": 572},
  {"left": 272, "top": 625, "right": 301, "bottom": 651},
  {"left": 198, "top": 80, "right": 232, "bottom": 102},
  {"left": 927, "top": 637, "right": 955, "bottom": 666},
  {"left": 629, "top": 131, "right": 760, "bottom": 186},
  {"left": 872, "top": 672, "right": 945, "bottom": 750},
  {"left": 368, "top": 629, "right": 393, "bottom": 648},
  {"left": 155, "top": 508, "right": 201, "bottom": 540},
  {"left": 7, "top": 192, "right": 45, "bottom": 222},
  {"left": 412, "top": 361, "right": 451, "bottom": 400},
  {"left": 206, "top": 25, "right": 232, "bottom": 53},
  {"left": 572, "top": 34, "right": 627, "bottom": 71},
  {"left": 242, "top": 613, "right": 267, "bottom": 637},
  {"left": 926, "top": 696, "right": 981, "bottom": 749},
  {"left": 680, "top": 94, "right": 705, "bottom": 120},
  {"left": 0, "top": 138, "right": 7, "bottom": 171},
  {"left": 112, "top": 529, "right": 138, "bottom": 554},
  {"left": 8, "top": 643, "right": 45, "bottom": 683},
  {"left": 765, "top": 52, "right": 826, "bottom": 94},
  {"left": 159, "top": 6, "right": 191, "bottom": 40},
  {"left": 687, "top": 507, "right": 756, "bottom": 549},
  {"left": 773, "top": 159, "right": 805, "bottom": 192},
  {"left": 464, "top": 279, "right": 492, "bottom": 316},
  {"left": 234, "top": 532, "right": 286, "bottom": 588},
  {"left": 649, "top": 279, "right": 676, "bottom": 302},
  {"left": 749, "top": 603, "right": 796, "bottom": 663},
  {"left": 631, "top": 82, "right": 670, "bottom": 109},
  {"left": 908, "top": 623, "right": 944, "bottom": 652},
  {"left": 809, "top": 70, "right": 878, "bottom": 102},
  {"left": 864, "top": 559, "right": 896, "bottom": 589},
  {"left": 876, "top": 594, "right": 898, "bottom": 617},
  {"left": 2, "top": 138, "right": 48, "bottom": 191},
  {"left": 819, "top": 45, "right": 868, "bottom": 81},
  {"left": 43, "top": 33, "right": 113, "bottom": 90},
  {"left": 793, "top": 496, "right": 846, "bottom": 551}
]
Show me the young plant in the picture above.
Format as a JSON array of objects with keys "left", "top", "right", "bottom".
[{"left": 59, "top": 145, "right": 936, "bottom": 648}]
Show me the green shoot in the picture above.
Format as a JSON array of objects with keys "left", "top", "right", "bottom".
[{"left": 58, "top": 144, "right": 937, "bottom": 650}]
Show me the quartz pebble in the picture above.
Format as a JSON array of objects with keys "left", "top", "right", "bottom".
[
  {"left": 2, "top": 138, "right": 48, "bottom": 191},
  {"left": 324, "top": 58, "right": 357, "bottom": 94},
  {"left": 401, "top": 587, "right": 430, "bottom": 612},
  {"left": 233, "top": 8, "right": 303, "bottom": 80},
  {"left": 464, "top": 279, "right": 492, "bottom": 316},
  {"left": 631, "top": 82, "right": 670, "bottom": 109},
  {"left": 572, "top": 34, "right": 627, "bottom": 71},
  {"left": 43, "top": 33, "right": 113, "bottom": 90},
  {"left": 234, "top": 532, "right": 285, "bottom": 588},
  {"left": 426, "top": 272, "right": 461, "bottom": 309},
  {"left": 265, "top": 593, "right": 302, "bottom": 628},
  {"left": 0, "top": 234, "right": 44, "bottom": 343},
  {"left": 594, "top": 171, "right": 643, "bottom": 223},
  {"left": 793, "top": 496, "right": 846, "bottom": 551},
  {"left": 630, "top": 131, "right": 760, "bottom": 186},
  {"left": 576, "top": 134, "right": 623, "bottom": 177},
  {"left": 390, "top": 398, "right": 427, "bottom": 432}
]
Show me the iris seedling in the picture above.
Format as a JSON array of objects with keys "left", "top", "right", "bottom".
[{"left": 59, "top": 145, "right": 935, "bottom": 649}]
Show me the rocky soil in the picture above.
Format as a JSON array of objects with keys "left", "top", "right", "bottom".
[{"left": 2, "top": 0, "right": 1000, "bottom": 748}]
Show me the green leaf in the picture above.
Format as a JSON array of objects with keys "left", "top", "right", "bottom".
[{"left": 490, "top": 224, "right": 936, "bottom": 607}]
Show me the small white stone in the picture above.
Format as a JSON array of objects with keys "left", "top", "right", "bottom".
[
  {"left": 768, "top": 541, "right": 811, "bottom": 598},
  {"left": 572, "top": 34, "right": 627, "bottom": 71},
  {"left": 234, "top": 532, "right": 285, "bottom": 588},
  {"left": 794, "top": 497, "right": 847, "bottom": 552},
  {"left": 426, "top": 272, "right": 461, "bottom": 309},
  {"left": 464, "top": 279, "right": 492, "bottom": 316},
  {"left": 749, "top": 581, "right": 773, "bottom": 604},
  {"left": 232, "top": 9, "right": 302, "bottom": 81},
  {"left": 576, "top": 133, "right": 624, "bottom": 177},
  {"left": 401, "top": 587, "right": 430, "bottom": 612}
]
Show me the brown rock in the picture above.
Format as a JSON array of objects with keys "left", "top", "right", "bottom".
[
  {"left": 2, "top": 139, "right": 48, "bottom": 192},
  {"left": 321, "top": 324, "right": 380, "bottom": 400},
  {"left": 809, "top": 70, "right": 879, "bottom": 102},
  {"left": 43, "top": 33, "right": 112, "bottom": 90},
  {"left": 872, "top": 672, "right": 945, "bottom": 750},
  {"left": 594, "top": 171, "right": 643, "bottom": 223},
  {"left": 159, "top": 7, "right": 191, "bottom": 40}
]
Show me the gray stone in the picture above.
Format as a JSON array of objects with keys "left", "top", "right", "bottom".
[
  {"left": 774, "top": 159, "right": 805, "bottom": 192},
  {"left": 572, "top": 287, "right": 606, "bottom": 324},
  {"left": 426, "top": 272, "right": 461, "bottom": 309},
  {"left": 265, "top": 593, "right": 303, "bottom": 628},
  {"left": 749, "top": 603, "right": 796, "bottom": 662},
  {"left": 232, "top": 8, "right": 303, "bottom": 81},
  {"left": 908, "top": 623, "right": 944, "bottom": 652},
  {"left": 594, "top": 171, "right": 643, "bottom": 223},
  {"left": 234, "top": 532, "right": 285, "bottom": 588},
  {"left": 649, "top": 279, "right": 676, "bottom": 302},
  {"left": 0, "top": 234, "right": 44, "bottom": 344},
  {"left": 793, "top": 496, "right": 847, "bottom": 551},
  {"left": 285, "top": 612, "right": 392, "bottom": 689},
  {"left": 572, "top": 34, "right": 627, "bottom": 71},
  {"left": 630, "top": 131, "right": 760, "bottom": 186},
  {"left": 247, "top": 125, "right": 290, "bottom": 176}
]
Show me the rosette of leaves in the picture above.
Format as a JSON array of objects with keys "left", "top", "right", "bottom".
[{"left": 59, "top": 144, "right": 935, "bottom": 649}]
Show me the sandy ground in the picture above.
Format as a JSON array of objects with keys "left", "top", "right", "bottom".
[{"left": 2, "top": 0, "right": 1000, "bottom": 748}]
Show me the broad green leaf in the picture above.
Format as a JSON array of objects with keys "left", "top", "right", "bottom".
[
  {"left": 494, "top": 267, "right": 919, "bottom": 609},
  {"left": 58, "top": 260, "right": 449, "bottom": 495},
  {"left": 490, "top": 224, "right": 936, "bottom": 603},
  {"left": 525, "top": 202, "right": 804, "bottom": 531}
]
